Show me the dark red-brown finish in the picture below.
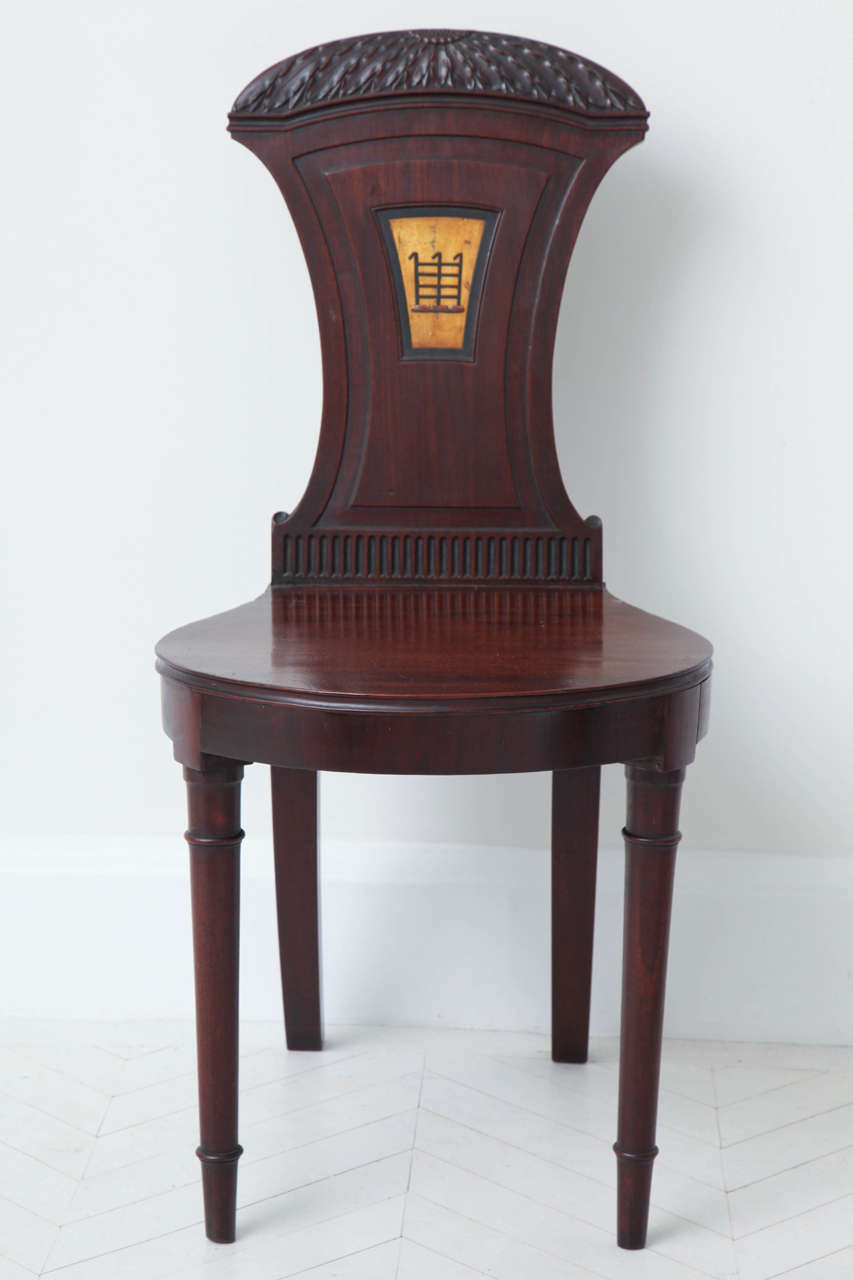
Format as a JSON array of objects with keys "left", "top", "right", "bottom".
[
  {"left": 552, "top": 767, "right": 600, "bottom": 1064},
  {"left": 615, "top": 765, "right": 684, "bottom": 1248},
  {"left": 184, "top": 758, "right": 244, "bottom": 1244},
  {"left": 155, "top": 29, "right": 713, "bottom": 1251},
  {"left": 236, "top": 97, "right": 639, "bottom": 585},
  {"left": 271, "top": 768, "right": 322, "bottom": 1050}
]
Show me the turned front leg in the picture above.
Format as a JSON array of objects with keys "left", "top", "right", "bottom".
[
  {"left": 184, "top": 759, "right": 244, "bottom": 1243},
  {"left": 615, "top": 764, "right": 684, "bottom": 1249}
]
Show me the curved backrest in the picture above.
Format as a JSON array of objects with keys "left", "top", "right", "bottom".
[{"left": 229, "top": 29, "right": 647, "bottom": 587}]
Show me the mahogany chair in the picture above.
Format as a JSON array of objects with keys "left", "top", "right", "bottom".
[{"left": 156, "top": 28, "right": 712, "bottom": 1252}]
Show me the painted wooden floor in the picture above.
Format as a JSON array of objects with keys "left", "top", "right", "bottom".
[{"left": 1, "top": 1022, "right": 853, "bottom": 1279}]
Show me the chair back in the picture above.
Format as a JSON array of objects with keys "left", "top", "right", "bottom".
[{"left": 229, "top": 29, "right": 647, "bottom": 587}]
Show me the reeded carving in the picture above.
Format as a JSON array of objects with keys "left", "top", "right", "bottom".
[
  {"left": 232, "top": 29, "right": 645, "bottom": 119},
  {"left": 276, "top": 530, "right": 599, "bottom": 586}
]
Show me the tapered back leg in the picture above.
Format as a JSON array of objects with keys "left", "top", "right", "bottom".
[
  {"left": 271, "top": 767, "right": 322, "bottom": 1050},
  {"left": 184, "top": 758, "right": 245, "bottom": 1243},
  {"left": 551, "top": 767, "right": 601, "bottom": 1063},
  {"left": 615, "top": 764, "right": 685, "bottom": 1249}
]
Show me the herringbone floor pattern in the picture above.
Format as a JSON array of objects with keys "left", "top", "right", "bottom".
[{"left": 1, "top": 1023, "right": 852, "bottom": 1279}]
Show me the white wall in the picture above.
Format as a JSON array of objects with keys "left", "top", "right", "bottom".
[
  {"left": 4, "top": 839, "right": 853, "bottom": 1045},
  {"left": 3, "top": 2, "right": 852, "bottom": 1038}
]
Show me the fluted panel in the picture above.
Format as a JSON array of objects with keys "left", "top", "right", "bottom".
[{"left": 277, "top": 531, "right": 599, "bottom": 584}]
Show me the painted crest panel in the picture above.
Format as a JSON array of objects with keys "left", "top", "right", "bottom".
[{"left": 377, "top": 206, "right": 499, "bottom": 360}]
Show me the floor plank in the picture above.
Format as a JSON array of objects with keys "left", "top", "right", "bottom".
[{"left": 1, "top": 1021, "right": 851, "bottom": 1279}]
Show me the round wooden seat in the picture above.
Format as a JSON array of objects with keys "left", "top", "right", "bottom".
[
  {"left": 157, "top": 587, "right": 710, "bottom": 708},
  {"left": 156, "top": 587, "right": 711, "bottom": 776}
]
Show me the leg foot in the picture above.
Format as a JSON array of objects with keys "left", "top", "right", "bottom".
[
  {"left": 614, "top": 1147, "right": 657, "bottom": 1248},
  {"left": 271, "top": 768, "right": 322, "bottom": 1050},
  {"left": 198, "top": 1147, "right": 243, "bottom": 1243},
  {"left": 615, "top": 764, "right": 684, "bottom": 1249},
  {"left": 185, "top": 758, "right": 244, "bottom": 1243},
  {"left": 551, "top": 767, "right": 600, "bottom": 1063}
]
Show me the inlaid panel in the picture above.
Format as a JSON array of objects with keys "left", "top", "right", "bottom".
[
  {"left": 377, "top": 206, "right": 499, "bottom": 359},
  {"left": 311, "top": 143, "right": 555, "bottom": 514}
]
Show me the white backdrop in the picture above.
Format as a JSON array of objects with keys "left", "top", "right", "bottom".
[{"left": 2, "top": 1, "right": 852, "bottom": 1039}]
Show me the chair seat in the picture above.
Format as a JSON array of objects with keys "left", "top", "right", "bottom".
[{"left": 155, "top": 586, "right": 712, "bottom": 710}]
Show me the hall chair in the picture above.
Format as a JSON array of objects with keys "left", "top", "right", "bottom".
[{"left": 155, "top": 28, "right": 713, "bottom": 1252}]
